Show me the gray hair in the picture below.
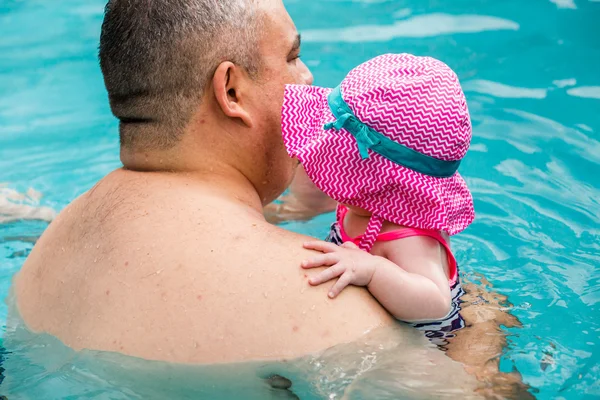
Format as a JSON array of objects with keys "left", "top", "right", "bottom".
[{"left": 99, "top": 0, "right": 262, "bottom": 150}]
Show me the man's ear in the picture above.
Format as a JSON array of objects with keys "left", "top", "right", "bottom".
[{"left": 212, "top": 62, "right": 253, "bottom": 128}]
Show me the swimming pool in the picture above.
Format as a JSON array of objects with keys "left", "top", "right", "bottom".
[{"left": 1, "top": 0, "right": 598, "bottom": 398}]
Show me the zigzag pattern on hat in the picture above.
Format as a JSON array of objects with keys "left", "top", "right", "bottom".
[
  {"left": 281, "top": 54, "right": 475, "bottom": 235},
  {"left": 343, "top": 54, "right": 472, "bottom": 161}
]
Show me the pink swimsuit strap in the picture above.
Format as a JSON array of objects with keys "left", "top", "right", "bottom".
[{"left": 337, "top": 206, "right": 458, "bottom": 285}]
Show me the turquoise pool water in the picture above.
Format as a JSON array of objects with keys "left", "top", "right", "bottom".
[{"left": 1, "top": 0, "right": 599, "bottom": 398}]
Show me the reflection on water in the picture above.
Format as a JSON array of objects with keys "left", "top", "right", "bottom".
[
  {"left": 2, "top": 297, "right": 483, "bottom": 399},
  {"left": 301, "top": 14, "right": 519, "bottom": 42},
  {"left": 1, "top": 279, "right": 537, "bottom": 399}
]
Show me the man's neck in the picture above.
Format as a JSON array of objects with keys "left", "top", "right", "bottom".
[
  {"left": 186, "top": 164, "right": 266, "bottom": 218},
  {"left": 119, "top": 122, "right": 267, "bottom": 217},
  {"left": 120, "top": 150, "right": 265, "bottom": 219}
]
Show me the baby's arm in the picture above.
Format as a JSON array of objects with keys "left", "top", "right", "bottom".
[
  {"left": 302, "top": 237, "right": 452, "bottom": 322},
  {"left": 368, "top": 236, "right": 452, "bottom": 321},
  {"left": 264, "top": 166, "right": 337, "bottom": 224}
]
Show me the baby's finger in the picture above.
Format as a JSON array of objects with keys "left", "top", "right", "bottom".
[
  {"left": 303, "top": 241, "right": 340, "bottom": 254},
  {"left": 308, "top": 264, "right": 346, "bottom": 286},
  {"left": 328, "top": 272, "right": 354, "bottom": 298},
  {"left": 301, "top": 253, "right": 340, "bottom": 269},
  {"left": 341, "top": 241, "right": 360, "bottom": 250}
]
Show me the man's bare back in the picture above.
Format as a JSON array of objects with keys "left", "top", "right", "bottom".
[{"left": 14, "top": 170, "right": 391, "bottom": 364}]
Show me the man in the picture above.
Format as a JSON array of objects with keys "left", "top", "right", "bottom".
[
  {"left": 13, "top": 0, "right": 391, "bottom": 365},
  {"left": 11, "top": 1, "right": 530, "bottom": 397}
]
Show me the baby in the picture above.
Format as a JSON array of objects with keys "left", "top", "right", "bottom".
[{"left": 280, "top": 54, "right": 475, "bottom": 330}]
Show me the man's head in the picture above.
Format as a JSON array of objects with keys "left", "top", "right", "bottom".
[
  {"left": 99, "top": 0, "right": 263, "bottom": 149},
  {"left": 99, "top": 0, "right": 312, "bottom": 204}
]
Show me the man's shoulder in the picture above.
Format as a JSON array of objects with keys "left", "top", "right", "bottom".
[{"left": 15, "top": 171, "right": 393, "bottom": 363}]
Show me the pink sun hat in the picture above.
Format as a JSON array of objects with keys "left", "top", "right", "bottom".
[{"left": 281, "top": 53, "right": 475, "bottom": 251}]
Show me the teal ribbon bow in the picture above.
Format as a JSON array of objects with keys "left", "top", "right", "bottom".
[
  {"left": 324, "top": 107, "right": 379, "bottom": 159},
  {"left": 323, "top": 85, "right": 462, "bottom": 178}
]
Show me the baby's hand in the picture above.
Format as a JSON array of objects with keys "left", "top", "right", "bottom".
[{"left": 301, "top": 241, "right": 379, "bottom": 298}]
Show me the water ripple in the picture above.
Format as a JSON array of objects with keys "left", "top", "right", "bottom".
[
  {"left": 302, "top": 13, "right": 519, "bottom": 43},
  {"left": 567, "top": 86, "right": 600, "bottom": 99},
  {"left": 471, "top": 107, "right": 600, "bottom": 165},
  {"left": 463, "top": 80, "right": 548, "bottom": 99}
]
